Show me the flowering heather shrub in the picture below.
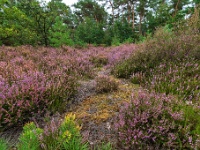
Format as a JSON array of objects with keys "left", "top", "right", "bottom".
[
  {"left": 0, "top": 46, "right": 82, "bottom": 130},
  {"left": 106, "top": 44, "right": 136, "bottom": 67},
  {"left": 143, "top": 60, "right": 200, "bottom": 101},
  {"left": 44, "top": 74, "right": 78, "bottom": 113},
  {"left": 0, "top": 71, "right": 48, "bottom": 129},
  {"left": 0, "top": 44, "right": 136, "bottom": 130},
  {"left": 115, "top": 90, "right": 200, "bottom": 149},
  {"left": 80, "top": 44, "right": 135, "bottom": 68},
  {"left": 95, "top": 75, "right": 119, "bottom": 93},
  {"left": 39, "top": 118, "right": 62, "bottom": 149}
]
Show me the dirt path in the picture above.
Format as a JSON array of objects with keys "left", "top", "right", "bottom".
[{"left": 66, "top": 67, "right": 140, "bottom": 149}]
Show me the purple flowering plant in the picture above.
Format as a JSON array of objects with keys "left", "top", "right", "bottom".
[{"left": 115, "top": 90, "right": 200, "bottom": 149}]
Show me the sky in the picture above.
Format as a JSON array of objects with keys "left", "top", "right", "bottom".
[
  {"left": 60, "top": 0, "right": 78, "bottom": 6},
  {"left": 44, "top": 0, "right": 78, "bottom": 6}
]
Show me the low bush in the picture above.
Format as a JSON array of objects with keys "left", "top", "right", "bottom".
[
  {"left": 115, "top": 90, "right": 200, "bottom": 149},
  {"left": 95, "top": 75, "right": 119, "bottom": 93},
  {"left": 0, "top": 138, "right": 8, "bottom": 150},
  {"left": 16, "top": 113, "right": 88, "bottom": 150},
  {"left": 142, "top": 61, "right": 200, "bottom": 101},
  {"left": 0, "top": 72, "right": 48, "bottom": 130},
  {"left": 45, "top": 74, "right": 78, "bottom": 113},
  {"left": 95, "top": 142, "right": 113, "bottom": 150},
  {"left": 17, "top": 122, "right": 43, "bottom": 150},
  {"left": 90, "top": 55, "right": 108, "bottom": 67},
  {"left": 0, "top": 70, "right": 78, "bottom": 131}
]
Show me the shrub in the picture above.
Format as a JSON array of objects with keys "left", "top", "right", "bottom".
[
  {"left": 143, "top": 61, "right": 200, "bottom": 101},
  {"left": 0, "top": 72, "right": 49, "bottom": 130},
  {"left": 90, "top": 55, "right": 108, "bottom": 67},
  {"left": 0, "top": 138, "right": 8, "bottom": 150},
  {"left": 115, "top": 90, "right": 200, "bottom": 149},
  {"left": 95, "top": 75, "right": 119, "bottom": 93},
  {"left": 111, "top": 36, "right": 120, "bottom": 46},
  {"left": 17, "top": 122, "right": 43, "bottom": 150},
  {"left": 107, "top": 44, "right": 136, "bottom": 67},
  {"left": 45, "top": 74, "right": 78, "bottom": 113},
  {"left": 39, "top": 113, "right": 88, "bottom": 150},
  {"left": 16, "top": 114, "right": 88, "bottom": 150},
  {"left": 95, "top": 142, "right": 113, "bottom": 150},
  {"left": 130, "top": 72, "right": 144, "bottom": 84}
]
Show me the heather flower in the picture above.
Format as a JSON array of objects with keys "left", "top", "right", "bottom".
[{"left": 115, "top": 90, "right": 199, "bottom": 149}]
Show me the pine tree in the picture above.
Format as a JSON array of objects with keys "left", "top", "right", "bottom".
[{"left": 49, "top": 17, "right": 73, "bottom": 47}]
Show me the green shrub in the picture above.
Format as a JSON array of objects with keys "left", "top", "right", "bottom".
[
  {"left": 183, "top": 104, "right": 200, "bottom": 136},
  {"left": 0, "top": 138, "right": 8, "bottom": 150},
  {"left": 95, "top": 142, "right": 113, "bottom": 150},
  {"left": 45, "top": 75, "right": 78, "bottom": 113},
  {"left": 111, "top": 36, "right": 120, "bottom": 46},
  {"left": 17, "top": 122, "right": 43, "bottom": 150},
  {"left": 123, "top": 37, "right": 134, "bottom": 44},
  {"left": 16, "top": 114, "right": 88, "bottom": 150},
  {"left": 40, "top": 113, "right": 88, "bottom": 150},
  {"left": 90, "top": 56, "right": 108, "bottom": 67},
  {"left": 95, "top": 75, "right": 119, "bottom": 93}
]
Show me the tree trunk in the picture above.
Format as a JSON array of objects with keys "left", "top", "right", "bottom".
[
  {"left": 109, "top": 0, "right": 115, "bottom": 21},
  {"left": 173, "top": 0, "right": 180, "bottom": 17},
  {"left": 139, "top": 13, "right": 143, "bottom": 35},
  {"left": 131, "top": 3, "right": 135, "bottom": 30}
]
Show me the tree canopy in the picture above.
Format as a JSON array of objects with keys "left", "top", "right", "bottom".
[{"left": 0, "top": 0, "right": 198, "bottom": 46}]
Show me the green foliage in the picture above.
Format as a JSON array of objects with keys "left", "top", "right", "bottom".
[
  {"left": 111, "top": 36, "right": 120, "bottom": 46},
  {"left": 95, "top": 142, "right": 113, "bottom": 150},
  {"left": 113, "top": 20, "right": 133, "bottom": 43},
  {"left": 75, "top": 18, "right": 105, "bottom": 45},
  {"left": 107, "top": 19, "right": 134, "bottom": 45},
  {"left": 60, "top": 114, "right": 88, "bottom": 150},
  {"left": 183, "top": 105, "right": 200, "bottom": 136},
  {"left": 0, "top": 138, "right": 8, "bottom": 150},
  {"left": 0, "top": 5, "right": 37, "bottom": 45},
  {"left": 74, "top": 40, "right": 87, "bottom": 48},
  {"left": 49, "top": 17, "right": 73, "bottom": 47},
  {"left": 112, "top": 51, "right": 150, "bottom": 78},
  {"left": 17, "top": 122, "right": 43, "bottom": 150},
  {"left": 0, "top": 0, "right": 197, "bottom": 46},
  {"left": 15, "top": 114, "right": 88, "bottom": 150},
  {"left": 40, "top": 113, "right": 88, "bottom": 150},
  {"left": 123, "top": 37, "right": 134, "bottom": 44},
  {"left": 73, "top": 0, "right": 107, "bottom": 23}
]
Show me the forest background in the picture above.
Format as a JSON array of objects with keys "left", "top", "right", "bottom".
[{"left": 0, "top": 0, "right": 199, "bottom": 47}]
